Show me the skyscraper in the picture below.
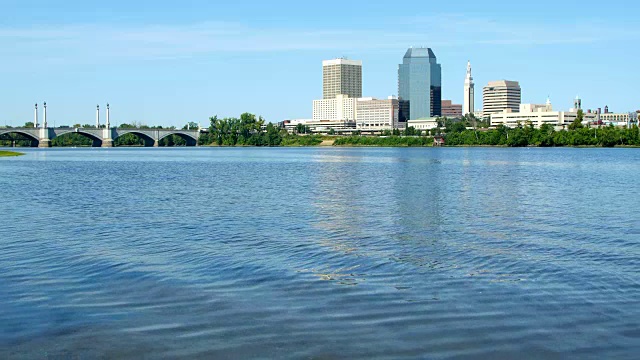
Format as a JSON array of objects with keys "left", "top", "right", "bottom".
[
  {"left": 322, "top": 58, "right": 362, "bottom": 100},
  {"left": 398, "top": 47, "right": 442, "bottom": 121},
  {"left": 482, "top": 80, "right": 521, "bottom": 115},
  {"left": 463, "top": 61, "right": 475, "bottom": 116}
]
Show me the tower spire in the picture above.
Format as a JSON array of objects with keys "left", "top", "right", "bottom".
[{"left": 464, "top": 61, "right": 475, "bottom": 116}]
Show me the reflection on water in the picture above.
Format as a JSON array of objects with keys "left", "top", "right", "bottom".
[{"left": 1, "top": 147, "right": 639, "bottom": 359}]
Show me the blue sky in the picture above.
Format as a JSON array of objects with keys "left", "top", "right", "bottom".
[{"left": 1, "top": 0, "right": 638, "bottom": 127}]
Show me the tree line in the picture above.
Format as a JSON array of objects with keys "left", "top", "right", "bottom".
[
  {"left": 445, "top": 124, "right": 640, "bottom": 147},
  {"left": 198, "top": 113, "right": 322, "bottom": 147}
]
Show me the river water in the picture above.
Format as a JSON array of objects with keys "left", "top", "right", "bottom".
[{"left": 0, "top": 147, "right": 639, "bottom": 359}]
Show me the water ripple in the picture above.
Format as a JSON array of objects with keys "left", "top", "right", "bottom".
[{"left": 1, "top": 147, "right": 639, "bottom": 359}]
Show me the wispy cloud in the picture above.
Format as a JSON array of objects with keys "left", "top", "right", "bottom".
[{"left": 0, "top": 15, "right": 634, "bottom": 65}]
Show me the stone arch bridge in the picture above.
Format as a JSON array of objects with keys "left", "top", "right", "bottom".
[{"left": 0, "top": 127, "right": 201, "bottom": 147}]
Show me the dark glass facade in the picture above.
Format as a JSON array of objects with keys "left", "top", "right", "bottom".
[
  {"left": 398, "top": 48, "right": 442, "bottom": 120},
  {"left": 399, "top": 100, "right": 410, "bottom": 123}
]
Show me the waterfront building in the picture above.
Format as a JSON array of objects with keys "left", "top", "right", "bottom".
[
  {"left": 356, "top": 97, "right": 399, "bottom": 131},
  {"left": 483, "top": 80, "right": 521, "bottom": 116},
  {"left": 398, "top": 47, "right": 442, "bottom": 121},
  {"left": 323, "top": 58, "right": 362, "bottom": 100},
  {"left": 407, "top": 118, "right": 439, "bottom": 131},
  {"left": 441, "top": 100, "right": 462, "bottom": 118},
  {"left": 282, "top": 119, "right": 355, "bottom": 133},
  {"left": 312, "top": 95, "right": 401, "bottom": 131},
  {"left": 463, "top": 61, "right": 475, "bottom": 116},
  {"left": 490, "top": 99, "right": 597, "bottom": 128},
  {"left": 313, "top": 94, "right": 357, "bottom": 121},
  {"left": 599, "top": 112, "right": 639, "bottom": 126}
]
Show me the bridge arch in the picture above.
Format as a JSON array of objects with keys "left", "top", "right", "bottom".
[
  {"left": 54, "top": 129, "right": 103, "bottom": 147},
  {"left": 158, "top": 132, "right": 198, "bottom": 146},
  {"left": 0, "top": 129, "right": 40, "bottom": 147},
  {"left": 113, "top": 130, "right": 156, "bottom": 147}
]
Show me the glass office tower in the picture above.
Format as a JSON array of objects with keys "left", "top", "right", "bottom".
[{"left": 398, "top": 47, "right": 442, "bottom": 121}]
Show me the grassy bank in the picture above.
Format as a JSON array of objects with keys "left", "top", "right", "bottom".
[
  {"left": 281, "top": 135, "right": 324, "bottom": 146},
  {"left": 0, "top": 150, "right": 24, "bottom": 157}
]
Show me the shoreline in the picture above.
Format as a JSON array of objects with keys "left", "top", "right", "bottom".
[{"left": 3, "top": 143, "right": 640, "bottom": 149}]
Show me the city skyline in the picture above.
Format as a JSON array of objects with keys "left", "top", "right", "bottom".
[{"left": 0, "top": 0, "right": 638, "bottom": 127}]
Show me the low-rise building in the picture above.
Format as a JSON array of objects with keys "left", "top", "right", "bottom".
[
  {"left": 281, "top": 119, "right": 311, "bottom": 133},
  {"left": 599, "top": 112, "right": 638, "bottom": 127},
  {"left": 282, "top": 119, "right": 356, "bottom": 133},
  {"left": 407, "top": 118, "right": 439, "bottom": 131},
  {"left": 441, "top": 100, "right": 462, "bottom": 118},
  {"left": 490, "top": 100, "right": 598, "bottom": 128}
]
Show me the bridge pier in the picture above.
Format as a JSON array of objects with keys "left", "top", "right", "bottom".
[
  {"left": 39, "top": 126, "right": 51, "bottom": 147},
  {"left": 153, "top": 140, "right": 159, "bottom": 147},
  {"left": 101, "top": 139, "right": 114, "bottom": 148}
]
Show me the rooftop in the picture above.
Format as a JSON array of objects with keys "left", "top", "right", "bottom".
[
  {"left": 486, "top": 80, "right": 521, "bottom": 87},
  {"left": 322, "top": 58, "right": 362, "bottom": 66},
  {"left": 403, "top": 47, "right": 437, "bottom": 59}
]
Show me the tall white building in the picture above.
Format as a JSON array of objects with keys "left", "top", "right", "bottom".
[
  {"left": 313, "top": 94, "right": 357, "bottom": 121},
  {"left": 483, "top": 80, "right": 521, "bottom": 116},
  {"left": 323, "top": 58, "right": 362, "bottom": 100},
  {"left": 463, "top": 61, "right": 475, "bottom": 116},
  {"left": 309, "top": 57, "right": 401, "bottom": 131}
]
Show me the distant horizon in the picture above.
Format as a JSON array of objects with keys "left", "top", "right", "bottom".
[{"left": 1, "top": 0, "right": 637, "bottom": 127}]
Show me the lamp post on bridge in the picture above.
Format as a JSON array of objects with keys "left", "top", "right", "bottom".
[
  {"left": 34, "top": 103, "right": 39, "bottom": 128},
  {"left": 43, "top": 102, "right": 47, "bottom": 128},
  {"left": 96, "top": 104, "right": 100, "bottom": 128},
  {"left": 106, "top": 103, "right": 110, "bottom": 129}
]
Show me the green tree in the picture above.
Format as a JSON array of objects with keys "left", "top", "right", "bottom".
[
  {"left": 265, "top": 123, "right": 281, "bottom": 146},
  {"left": 448, "top": 121, "right": 467, "bottom": 133},
  {"left": 569, "top": 109, "right": 585, "bottom": 130},
  {"left": 182, "top": 122, "right": 199, "bottom": 130},
  {"left": 405, "top": 126, "right": 417, "bottom": 136}
]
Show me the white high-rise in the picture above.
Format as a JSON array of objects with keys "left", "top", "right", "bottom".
[
  {"left": 463, "top": 61, "right": 475, "bottom": 116},
  {"left": 483, "top": 80, "right": 521, "bottom": 116}
]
